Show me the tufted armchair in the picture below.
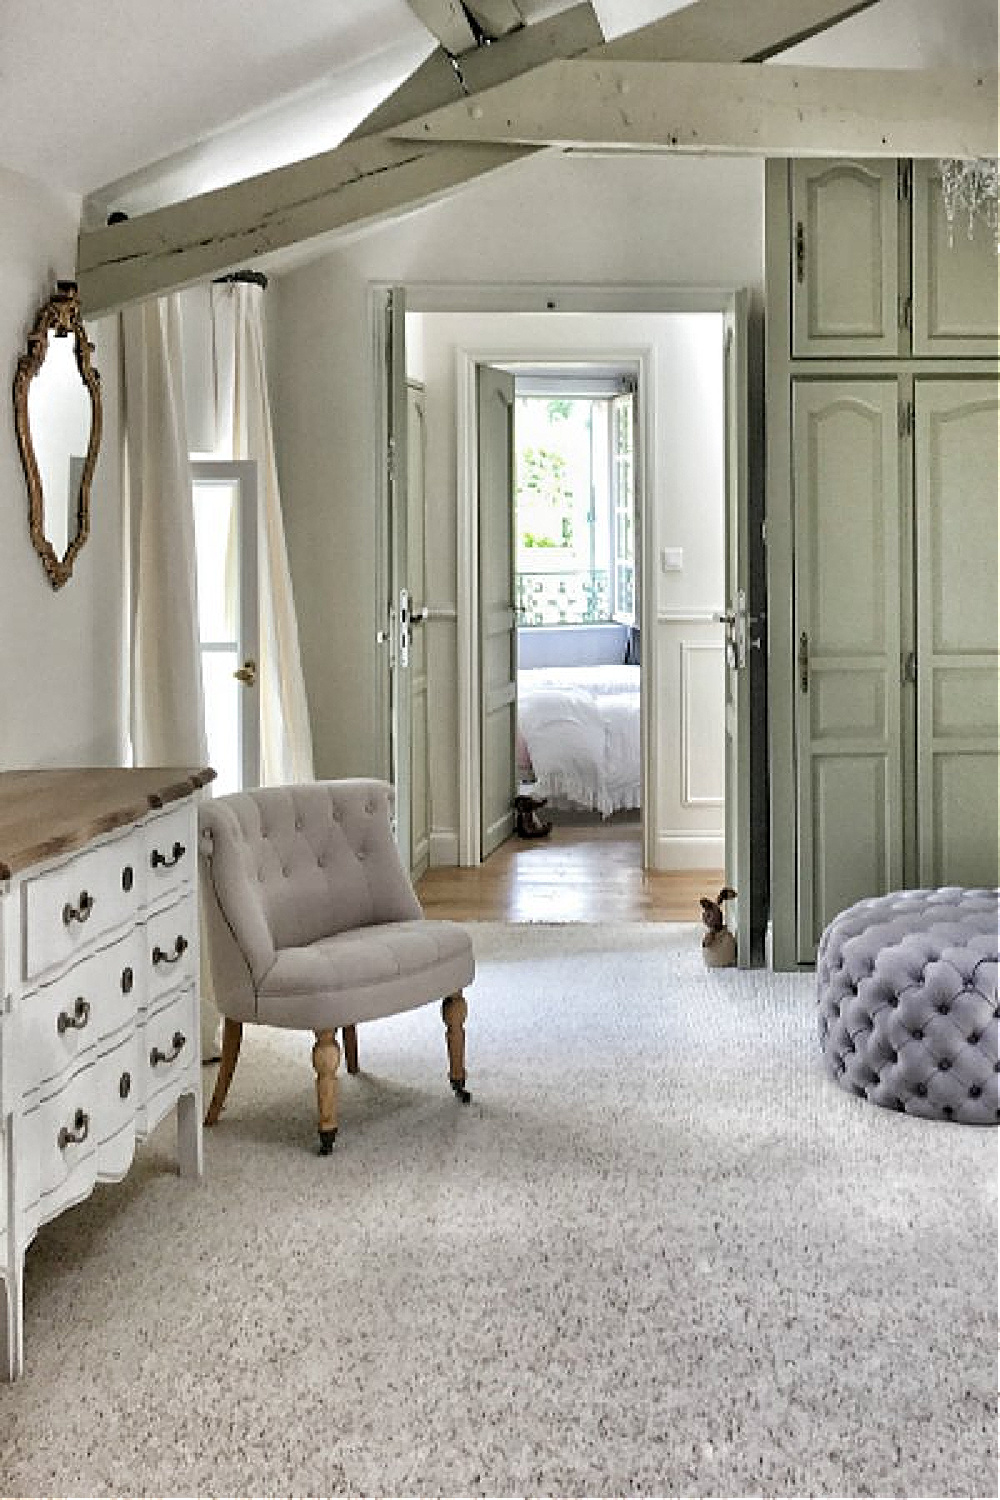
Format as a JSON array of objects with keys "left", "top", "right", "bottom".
[{"left": 198, "top": 779, "right": 474, "bottom": 1153}]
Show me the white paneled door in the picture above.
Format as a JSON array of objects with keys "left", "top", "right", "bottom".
[
  {"left": 477, "top": 364, "right": 517, "bottom": 860},
  {"left": 407, "top": 381, "right": 431, "bottom": 881}
]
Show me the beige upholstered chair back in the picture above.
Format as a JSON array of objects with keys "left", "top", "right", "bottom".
[{"left": 199, "top": 780, "right": 422, "bottom": 1016}]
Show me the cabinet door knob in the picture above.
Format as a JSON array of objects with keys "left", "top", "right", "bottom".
[
  {"left": 62, "top": 890, "right": 95, "bottom": 926},
  {"left": 151, "top": 841, "right": 186, "bottom": 870},
  {"left": 57, "top": 1107, "right": 90, "bottom": 1149},
  {"left": 150, "top": 1031, "right": 186, "bottom": 1068},
  {"left": 152, "top": 935, "right": 188, "bottom": 966},
  {"left": 56, "top": 996, "right": 91, "bottom": 1035}
]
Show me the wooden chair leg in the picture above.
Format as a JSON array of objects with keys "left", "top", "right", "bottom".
[
  {"left": 442, "top": 992, "right": 471, "bottom": 1103},
  {"left": 204, "top": 1017, "right": 243, "bottom": 1126},
  {"left": 312, "top": 1029, "right": 341, "bottom": 1154},
  {"left": 342, "top": 1024, "right": 359, "bottom": 1074}
]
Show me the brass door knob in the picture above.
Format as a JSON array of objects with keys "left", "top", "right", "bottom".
[{"left": 233, "top": 658, "right": 257, "bottom": 686}]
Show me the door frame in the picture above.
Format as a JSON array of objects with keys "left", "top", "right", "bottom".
[
  {"left": 380, "top": 280, "right": 756, "bottom": 880},
  {"left": 456, "top": 342, "right": 654, "bottom": 867}
]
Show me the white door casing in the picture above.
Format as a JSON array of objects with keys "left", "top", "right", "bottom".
[
  {"left": 477, "top": 363, "right": 517, "bottom": 860},
  {"left": 191, "top": 459, "right": 260, "bottom": 793},
  {"left": 407, "top": 380, "right": 432, "bottom": 880},
  {"left": 721, "top": 290, "right": 754, "bottom": 966}
]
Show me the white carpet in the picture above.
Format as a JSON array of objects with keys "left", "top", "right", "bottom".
[{"left": 2, "top": 922, "right": 997, "bottom": 1498}]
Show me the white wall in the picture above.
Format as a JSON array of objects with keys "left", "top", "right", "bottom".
[
  {"left": 269, "top": 152, "right": 764, "bottom": 814},
  {"left": 0, "top": 166, "right": 124, "bottom": 769}
]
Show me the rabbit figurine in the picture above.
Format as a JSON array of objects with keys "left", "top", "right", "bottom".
[{"left": 700, "top": 886, "right": 737, "bottom": 967}]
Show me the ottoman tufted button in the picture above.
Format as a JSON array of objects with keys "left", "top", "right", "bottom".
[
  {"left": 942, "top": 1105, "right": 954, "bottom": 1119},
  {"left": 938, "top": 1058, "right": 951, "bottom": 1071},
  {"left": 936, "top": 1001, "right": 952, "bottom": 1014},
  {"left": 967, "top": 1032, "right": 980, "bottom": 1045},
  {"left": 969, "top": 1085, "right": 982, "bottom": 1099},
  {"left": 915, "top": 1082, "right": 928, "bottom": 1096},
  {"left": 911, "top": 1028, "right": 924, "bottom": 1041}
]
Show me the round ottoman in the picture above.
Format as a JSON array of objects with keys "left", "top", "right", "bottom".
[{"left": 817, "top": 887, "right": 999, "bottom": 1125}]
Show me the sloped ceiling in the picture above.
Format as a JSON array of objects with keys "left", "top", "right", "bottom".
[{"left": 1, "top": 0, "right": 995, "bottom": 215}]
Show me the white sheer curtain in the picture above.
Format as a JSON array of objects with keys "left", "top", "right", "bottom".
[
  {"left": 122, "top": 295, "right": 219, "bottom": 1059},
  {"left": 210, "top": 279, "right": 315, "bottom": 784},
  {"left": 121, "top": 295, "right": 207, "bottom": 768}
]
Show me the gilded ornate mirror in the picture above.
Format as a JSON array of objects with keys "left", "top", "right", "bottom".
[{"left": 13, "top": 281, "right": 102, "bottom": 589}]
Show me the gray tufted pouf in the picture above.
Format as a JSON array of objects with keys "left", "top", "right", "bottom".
[{"left": 817, "top": 887, "right": 999, "bottom": 1125}]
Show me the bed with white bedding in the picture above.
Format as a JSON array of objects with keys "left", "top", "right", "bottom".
[{"left": 516, "top": 664, "right": 640, "bottom": 817}]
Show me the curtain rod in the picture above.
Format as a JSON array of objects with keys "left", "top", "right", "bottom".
[{"left": 213, "top": 269, "right": 268, "bottom": 290}]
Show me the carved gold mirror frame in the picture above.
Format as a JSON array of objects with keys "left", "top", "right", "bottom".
[{"left": 13, "top": 280, "right": 102, "bottom": 590}]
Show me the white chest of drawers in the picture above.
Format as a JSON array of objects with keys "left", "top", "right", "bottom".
[{"left": 0, "top": 766, "right": 214, "bottom": 1381}]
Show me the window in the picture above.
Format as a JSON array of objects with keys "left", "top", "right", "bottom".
[{"left": 514, "top": 379, "right": 636, "bottom": 627}]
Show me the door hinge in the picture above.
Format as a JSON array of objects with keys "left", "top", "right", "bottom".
[
  {"left": 899, "top": 399, "right": 915, "bottom": 438},
  {"left": 898, "top": 161, "right": 912, "bottom": 201},
  {"left": 798, "top": 631, "right": 809, "bottom": 693},
  {"left": 795, "top": 220, "right": 806, "bottom": 284},
  {"left": 387, "top": 434, "right": 397, "bottom": 482}
]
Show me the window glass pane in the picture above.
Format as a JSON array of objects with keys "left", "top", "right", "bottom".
[
  {"left": 515, "top": 395, "right": 611, "bottom": 626},
  {"left": 201, "top": 648, "right": 241, "bottom": 796},
  {"left": 193, "top": 481, "right": 238, "bottom": 644}
]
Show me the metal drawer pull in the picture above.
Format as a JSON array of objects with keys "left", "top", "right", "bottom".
[
  {"left": 62, "top": 889, "right": 95, "bottom": 926},
  {"left": 151, "top": 840, "right": 186, "bottom": 870},
  {"left": 58, "top": 1107, "right": 90, "bottom": 1149},
  {"left": 57, "top": 996, "right": 91, "bottom": 1035},
  {"left": 150, "top": 1031, "right": 186, "bottom": 1067},
  {"left": 121, "top": 864, "right": 134, "bottom": 893},
  {"left": 119, "top": 1071, "right": 132, "bottom": 1100},
  {"left": 152, "top": 935, "right": 188, "bottom": 966},
  {"left": 121, "top": 965, "right": 134, "bottom": 995}
]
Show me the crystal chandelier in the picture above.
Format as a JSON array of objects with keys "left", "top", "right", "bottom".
[{"left": 938, "top": 157, "right": 1000, "bottom": 253}]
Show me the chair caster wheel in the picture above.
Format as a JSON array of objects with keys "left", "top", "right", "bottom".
[
  {"left": 318, "top": 1129, "right": 338, "bottom": 1155},
  {"left": 451, "top": 1078, "right": 472, "bottom": 1104}
]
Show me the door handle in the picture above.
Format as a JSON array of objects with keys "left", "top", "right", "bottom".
[{"left": 233, "top": 658, "right": 257, "bottom": 686}]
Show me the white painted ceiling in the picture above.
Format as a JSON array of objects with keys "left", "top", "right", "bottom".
[{"left": 1, "top": 0, "right": 995, "bottom": 216}]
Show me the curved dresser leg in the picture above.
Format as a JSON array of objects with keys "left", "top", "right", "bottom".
[
  {"left": 313, "top": 1029, "right": 341, "bottom": 1154},
  {"left": 204, "top": 1017, "right": 243, "bottom": 1126}
]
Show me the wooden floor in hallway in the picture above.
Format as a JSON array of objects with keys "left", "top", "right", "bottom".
[{"left": 415, "top": 818, "right": 722, "bottom": 924}]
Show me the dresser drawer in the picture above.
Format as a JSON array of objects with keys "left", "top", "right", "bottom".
[
  {"left": 23, "top": 831, "right": 142, "bottom": 982},
  {"left": 145, "top": 896, "right": 196, "bottom": 1006},
  {"left": 21, "top": 1066, "right": 98, "bottom": 1218},
  {"left": 92, "top": 1030, "right": 140, "bottom": 1149},
  {"left": 145, "top": 804, "right": 196, "bottom": 902},
  {"left": 15, "top": 929, "right": 145, "bottom": 1101},
  {"left": 140, "top": 987, "right": 196, "bottom": 1113}
]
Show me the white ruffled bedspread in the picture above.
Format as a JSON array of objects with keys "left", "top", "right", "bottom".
[{"left": 517, "top": 665, "right": 640, "bottom": 817}]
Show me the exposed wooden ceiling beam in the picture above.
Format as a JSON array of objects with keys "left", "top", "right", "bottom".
[
  {"left": 462, "top": 1, "right": 524, "bottom": 40},
  {"left": 390, "top": 59, "right": 997, "bottom": 158},
  {"left": 75, "top": 0, "right": 944, "bottom": 317},
  {"left": 405, "top": 0, "right": 478, "bottom": 56},
  {"left": 76, "top": 4, "right": 601, "bottom": 316},
  {"left": 597, "top": 0, "right": 884, "bottom": 63}
]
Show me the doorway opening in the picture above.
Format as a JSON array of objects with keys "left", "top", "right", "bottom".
[{"left": 510, "top": 366, "right": 642, "bottom": 867}]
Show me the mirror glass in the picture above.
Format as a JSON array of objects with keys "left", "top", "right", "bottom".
[
  {"left": 13, "top": 282, "right": 102, "bottom": 589},
  {"left": 26, "top": 331, "right": 93, "bottom": 561}
]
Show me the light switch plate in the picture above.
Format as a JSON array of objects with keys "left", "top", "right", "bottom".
[{"left": 661, "top": 547, "right": 683, "bottom": 572}]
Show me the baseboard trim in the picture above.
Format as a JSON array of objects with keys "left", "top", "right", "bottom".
[
  {"left": 429, "top": 829, "right": 459, "bottom": 867},
  {"left": 653, "top": 833, "right": 725, "bottom": 871}
]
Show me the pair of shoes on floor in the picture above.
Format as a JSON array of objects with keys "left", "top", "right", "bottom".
[{"left": 514, "top": 792, "right": 552, "bottom": 838}]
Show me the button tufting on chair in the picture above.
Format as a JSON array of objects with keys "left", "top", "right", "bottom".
[{"left": 817, "top": 888, "right": 999, "bottom": 1126}]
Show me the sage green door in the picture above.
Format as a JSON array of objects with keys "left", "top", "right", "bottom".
[
  {"left": 914, "top": 378, "right": 999, "bottom": 888},
  {"left": 793, "top": 379, "right": 904, "bottom": 960}
]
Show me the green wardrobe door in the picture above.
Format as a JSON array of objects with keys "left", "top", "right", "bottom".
[
  {"left": 794, "top": 380, "right": 904, "bottom": 959},
  {"left": 915, "top": 379, "right": 1000, "bottom": 889}
]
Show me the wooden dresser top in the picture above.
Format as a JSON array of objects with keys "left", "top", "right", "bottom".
[{"left": 0, "top": 767, "right": 215, "bottom": 880}]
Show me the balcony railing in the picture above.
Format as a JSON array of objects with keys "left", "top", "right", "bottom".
[{"left": 515, "top": 569, "right": 610, "bottom": 625}]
